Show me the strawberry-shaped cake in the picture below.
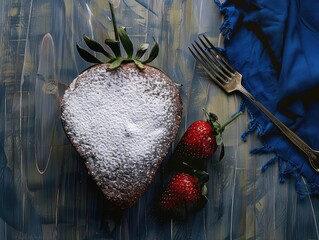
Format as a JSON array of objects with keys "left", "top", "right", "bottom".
[{"left": 61, "top": 3, "right": 182, "bottom": 208}]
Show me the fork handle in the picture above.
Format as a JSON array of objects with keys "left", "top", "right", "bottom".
[{"left": 237, "top": 85, "right": 319, "bottom": 171}]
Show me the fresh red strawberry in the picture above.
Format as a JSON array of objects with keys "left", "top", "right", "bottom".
[
  {"left": 174, "top": 120, "right": 216, "bottom": 161},
  {"left": 169, "top": 110, "right": 242, "bottom": 170},
  {"left": 159, "top": 172, "right": 203, "bottom": 210}
]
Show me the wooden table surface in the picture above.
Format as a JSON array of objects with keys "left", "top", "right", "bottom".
[{"left": 1, "top": 0, "right": 319, "bottom": 239}]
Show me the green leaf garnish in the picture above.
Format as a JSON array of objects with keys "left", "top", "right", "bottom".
[
  {"left": 83, "top": 34, "right": 114, "bottom": 60},
  {"left": 76, "top": 3, "right": 160, "bottom": 70},
  {"left": 105, "top": 38, "right": 121, "bottom": 57},
  {"left": 76, "top": 43, "right": 103, "bottom": 64},
  {"left": 135, "top": 43, "right": 149, "bottom": 59},
  {"left": 118, "top": 27, "right": 134, "bottom": 59},
  {"left": 108, "top": 57, "right": 123, "bottom": 70},
  {"left": 109, "top": 2, "right": 119, "bottom": 41},
  {"left": 133, "top": 59, "right": 145, "bottom": 70},
  {"left": 142, "top": 38, "right": 159, "bottom": 64}
]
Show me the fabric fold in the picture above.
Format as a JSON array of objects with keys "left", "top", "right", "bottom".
[{"left": 214, "top": 0, "right": 319, "bottom": 195}]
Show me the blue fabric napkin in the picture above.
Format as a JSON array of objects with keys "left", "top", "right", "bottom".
[{"left": 214, "top": 0, "right": 319, "bottom": 195}]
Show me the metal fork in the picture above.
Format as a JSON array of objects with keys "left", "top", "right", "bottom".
[{"left": 189, "top": 34, "right": 319, "bottom": 172}]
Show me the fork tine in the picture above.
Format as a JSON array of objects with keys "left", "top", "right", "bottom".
[
  {"left": 201, "top": 35, "right": 236, "bottom": 73},
  {"left": 192, "top": 43, "right": 232, "bottom": 86},
  {"left": 189, "top": 46, "right": 227, "bottom": 88},
  {"left": 189, "top": 47, "right": 225, "bottom": 88},
  {"left": 197, "top": 37, "right": 233, "bottom": 77},
  {"left": 194, "top": 41, "right": 231, "bottom": 81},
  {"left": 189, "top": 44, "right": 217, "bottom": 76},
  {"left": 200, "top": 36, "right": 235, "bottom": 75}
]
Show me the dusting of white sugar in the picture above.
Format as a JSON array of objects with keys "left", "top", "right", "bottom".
[{"left": 61, "top": 63, "right": 182, "bottom": 207}]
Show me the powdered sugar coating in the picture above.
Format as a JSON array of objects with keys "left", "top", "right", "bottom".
[{"left": 61, "top": 63, "right": 182, "bottom": 207}]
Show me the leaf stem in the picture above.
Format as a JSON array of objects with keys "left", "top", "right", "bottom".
[
  {"left": 220, "top": 111, "right": 242, "bottom": 132},
  {"left": 109, "top": 2, "right": 119, "bottom": 41},
  {"left": 109, "top": 1, "right": 121, "bottom": 56},
  {"left": 202, "top": 108, "right": 212, "bottom": 124}
]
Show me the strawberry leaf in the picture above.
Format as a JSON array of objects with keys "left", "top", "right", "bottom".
[
  {"left": 133, "top": 59, "right": 145, "bottom": 70},
  {"left": 108, "top": 57, "right": 123, "bottom": 70},
  {"left": 201, "top": 185, "right": 207, "bottom": 195},
  {"left": 76, "top": 43, "right": 103, "bottom": 63},
  {"left": 195, "top": 171, "right": 209, "bottom": 185},
  {"left": 216, "top": 133, "right": 223, "bottom": 145},
  {"left": 76, "top": 2, "right": 160, "bottom": 70},
  {"left": 135, "top": 43, "right": 149, "bottom": 59},
  {"left": 219, "top": 143, "right": 225, "bottom": 161},
  {"left": 105, "top": 38, "right": 121, "bottom": 57},
  {"left": 209, "top": 112, "right": 218, "bottom": 122},
  {"left": 83, "top": 34, "right": 114, "bottom": 60},
  {"left": 118, "top": 27, "right": 134, "bottom": 59},
  {"left": 142, "top": 37, "right": 159, "bottom": 64},
  {"left": 212, "top": 121, "right": 221, "bottom": 135}
]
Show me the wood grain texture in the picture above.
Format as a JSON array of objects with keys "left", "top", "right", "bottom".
[{"left": 0, "top": 0, "right": 319, "bottom": 239}]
